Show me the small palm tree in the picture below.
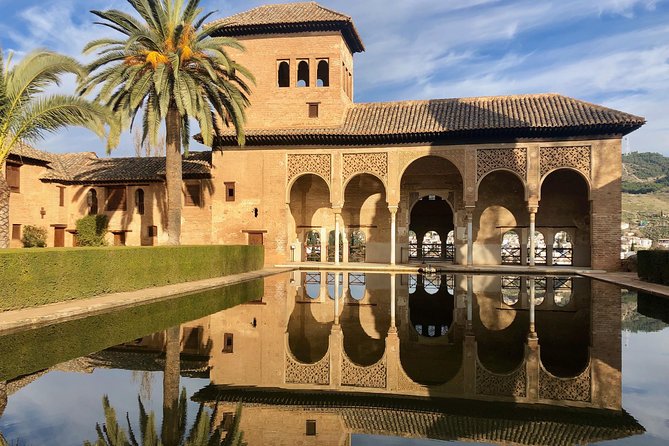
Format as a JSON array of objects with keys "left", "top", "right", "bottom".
[
  {"left": 84, "top": 393, "right": 246, "bottom": 446},
  {"left": 79, "top": 0, "right": 252, "bottom": 245},
  {"left": 0, "top": 51, "right": 109, "bottom": 248}
]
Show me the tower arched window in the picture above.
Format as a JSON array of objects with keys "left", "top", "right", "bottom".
[
  {"left": 297, "top": 60, "right": 309, "bottom": 87},
  {"left": 317, "top": 59, "right": 329, "bottom": 87},
  {"left": 87, "top": 189, "right": 98, "bottom": 215},
  {"left": 277, "top": 61, "right": 289, "bottom": 87},
  {"left": 135, "top": 188, "right": 145, "bottom": 215}
]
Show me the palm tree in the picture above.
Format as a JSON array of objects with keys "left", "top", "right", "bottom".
[
  {"left": 0, "top": 51, "right": 109, "bottom": 249},
  {"left": 79, "top": 0, "right": 252, "bottom": 245},
  {"left": 84, "top": 394, "right": 246, "bottom": 446}
]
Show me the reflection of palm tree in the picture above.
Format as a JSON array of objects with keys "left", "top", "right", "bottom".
[
  {"left": 84, "top": 394, "right": 245, "bottom": 446},
  {"left": 0, "top": 381, "right": 6, "bottom": 446}
]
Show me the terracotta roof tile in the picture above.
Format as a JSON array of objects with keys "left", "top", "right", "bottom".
[
  {"left": 8, "top": 142, "right": 56, "bottom": 164},
  {"left": 212, "top": 94, "right": 645, "bottom": 146},
  {"left": 209, "top": 2, "right": 364, "bottom": 53},
  {"left": 41, "top": 151, "right": 212, "bottom": 184}
]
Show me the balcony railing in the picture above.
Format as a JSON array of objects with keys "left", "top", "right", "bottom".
[{"left": 408, "top": 243, "right": 455, "bottom": 261}]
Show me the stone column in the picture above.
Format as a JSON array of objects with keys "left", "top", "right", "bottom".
[
  {"left": 466, "top": 275, "right": 473, "bottom": 333},
  {"left": 334, "top": 271, "right": 340, "bottom": 325},
  {"left": 329, "top": 324, "right": 343, "bottom": 389},
  {"left": 528, "top": 277, "right": 537, "bottom": 338},
  {"left": 320, "top": 227, "right": 327, "bottom": 263},
  {"left": 390, "top": 273, "right": 397, "bottom": 329},
  {"left": 466, "top": 209, "right": 474, "bottom": 266},
  {"left": 528, "top": 207, "right": 537, "bottom": 266},
  {"left": 389, "top": 205, "right": 398, "bottom": 265},
  {"left": 334, "top": 208, "right": 341, "bottom": 265}
]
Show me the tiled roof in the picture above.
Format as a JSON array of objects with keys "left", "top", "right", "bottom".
[
  {"left": 41, "top": 151, "right": 212, "bottom": 184},
  {"left": 193, "top": 386, "right": 645, "bottom": 446},
  {"left": 8, "top": 142, "right": 56, "bottom": 164},
  {"left": 212, "top": 94, "right": 645, "bottom": 146},
  {"left": 208, "top": 2, "right": 364, "bottom": 53}
]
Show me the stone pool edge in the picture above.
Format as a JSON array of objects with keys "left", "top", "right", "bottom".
[{"left": 0, "top": 267, "right": 294, "bottom": 336}]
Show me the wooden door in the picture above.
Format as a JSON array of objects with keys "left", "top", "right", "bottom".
[
  {"left": 248, "top": 233, "right": 264, "bottom": 246},
  {"left": 54, "top": 227, "right": 65, "bottom": 247}
]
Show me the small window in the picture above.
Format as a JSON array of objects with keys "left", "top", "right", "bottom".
[
  {"left": 12, "top": 224, "right": 21, "bottom": 240},
  {"left": 87, "top": 189, "right": 98, "bottom": 215},
  {"left": 308, "top": 103, "right": 319, "bottom": 118},
  {"left": 317, "top": 59, "right": 329, "bottom": 87},
  {"left": 148, "top": 225, "right": 158, "bottom": 237},
  {"left": 225, "top": 182, "right": 235, "bottom": 202},
  {"left": 222, "top": 333, "right": 233, "bottom": 353},
  {"left": 113, "top": 232, "right": 126, "bottom": 246},
  {"left": 306, "top": 420, "right": 317, "bottom": 436},
  {"left": 135, "top": 188, "right": 145, "bottom": 215},
  {"left": 106, "top": 186, "right": 127, "bottom": 211},
  {"left": 6, "top": 163, "right": 20, "bottom": 193},
  {"left": 297, "top": 60, "right": 309, "bottom": 87},
  {"left": 59, "top": 187, "right": 65, "bottom": 207},
  {"left": 184, "top": 182, "right": 202, "bottom": 207},
  {"left": 277, "top": 60, "right": 290, "bottom": 87}
]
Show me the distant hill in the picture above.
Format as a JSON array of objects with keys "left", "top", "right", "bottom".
[{"left": 623, "top": 152, "right": 669, "bottom": 194}]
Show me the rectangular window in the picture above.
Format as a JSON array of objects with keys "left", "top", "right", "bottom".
[
  {"left": 6, "top": 163, "right": 20, "bottom": 193},
  {"left": 306, "top": 420, "right": 317, "bottom": 436},
  {"left": 225, "top": 182, "right": 235, "bottom": 202},
  {"left": 222, "top": 333, "right": 233, "bottom": 353},
  {"left": 148, "top": 225, "right": 158, "bottom": 237},
  {"left": 308, "top": 103, "right": 319, "bottom": 118},
  {"left": 106, "top": 186, "right": 127, "bottom": 211},
  {"left": 11, "top": 224, "right": 21, "bottom": 240},
  {"left": 113, "top": 232, "right": 126, "bottom": 246},
  {"left": 184, "top": 182, "right": 202, "bottom": 207},
  {"left": 59, "top": 187, "right": 65, "bottom": 207}
]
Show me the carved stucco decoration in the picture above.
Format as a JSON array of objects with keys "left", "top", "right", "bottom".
[
  {"left": 341, "top": 354, "right": 387, "bottom": 389},
  {"left": 476, "top": 148, "right": 527, "bottom": 181},
  {"left": 540, "top": 146, "right": 591, "bottom": 179},
  {"left": 343, "top": 152, "right": 388, "bottom": 184},
  {"left": 539, "top": 364, "right": 591, "bottom": 402},
  {"left": 475, "top": 361, "right": 527, "bottom": 398},
  {"left": 287, "top": 153, "right": 331, "bottom": 185},
  {"left": 285, "top": 352, "right": 330, "bottom": 385}
]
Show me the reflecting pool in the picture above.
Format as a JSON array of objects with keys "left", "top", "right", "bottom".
[{"left": 1, "top": 272, "right": 668, "bottom": 445}]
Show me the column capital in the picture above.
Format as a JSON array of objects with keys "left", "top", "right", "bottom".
[
  {"left": 388, "top": 205, "right": 399, "bottom": 213},
  {"left": 528, "top": 205, "right": 538, "bottom": 214},
  {"left": 332, "top": 205, "right": 343, "bottom": 214}
]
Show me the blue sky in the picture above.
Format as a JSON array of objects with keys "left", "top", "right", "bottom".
[{"left": 1, "top": 0, "right": 668, "bottom": 157}]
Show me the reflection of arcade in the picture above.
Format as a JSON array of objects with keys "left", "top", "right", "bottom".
[
  {"left": 201, "top": 272, "right": 621, "bottom": 413},
  {"left": 187, "top": 272, "right": 637, "bottom": 446}
]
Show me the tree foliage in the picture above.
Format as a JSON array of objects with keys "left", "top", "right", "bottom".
[
  {"left": 21, "top": 225, "right": 47, "bottom": 248},
  {"left": 76, "top": 214, "right": 109, "bottom": 246}
]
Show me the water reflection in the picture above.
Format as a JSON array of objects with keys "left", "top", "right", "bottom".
[{"left": 0, "top": 272, "right": 657, "bottom": 445}]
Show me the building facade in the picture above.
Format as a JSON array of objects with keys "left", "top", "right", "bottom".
[{"left": 5, "top": 2, "right": 645, "bottom": 271}]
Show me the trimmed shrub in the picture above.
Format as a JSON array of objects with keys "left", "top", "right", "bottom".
[
  {"left": 637, "top": 250, "right": 669, "bottom": 284},
  {"left": 76, "top": 214, "right": 109, "bottom": 246},
  {"left": 21, "top": 225, "right": 47, "bottom": 248},
  {"left": 0, "top": 245, "right": 264, "bottom": 310}
]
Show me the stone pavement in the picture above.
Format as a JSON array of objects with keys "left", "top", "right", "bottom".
[
  {"left": 579, "top": 271, "right": 669, "bottom": 299},
  {"left": 0, "top": 267, "right": 293, "bottom": 336}
]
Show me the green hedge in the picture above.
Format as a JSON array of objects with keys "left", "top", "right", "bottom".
[
  {"left": 0, "top": 279, "right": 263, "bottom": 381},
  {"left": 0, "top": 245, "right": 263, "bottom": 311},
  {"left": 637, "top": 250, "right": 669, "bottom": 284}
]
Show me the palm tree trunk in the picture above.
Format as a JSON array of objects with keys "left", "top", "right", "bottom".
[
  {"left": 0, "top": 173, "right": 10, "bottom": 249},
  {"left": 162, "top": 326, "right": 181, "bottom": 446},
  {"left": 0, "top": 381, "right": 7, "bottom": 418},
  {"left": 165, "top": 106, "right": 182, "bottom": 245}
]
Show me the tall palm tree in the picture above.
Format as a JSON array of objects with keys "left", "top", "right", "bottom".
[
  {"left": 0, "top": 51, "right": 109, "bottom": 249},
  {"left": 79, "top": 0, "right": 252, "bottom": 245}
]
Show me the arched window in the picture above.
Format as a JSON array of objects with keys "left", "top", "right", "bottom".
[
  {"left": 135, "top": 188, "right": 145, "bottom": 215},
  {"left": 327, "top": 230, "right": 344, "bottom": 262},
  {"left": 408, "top": 230, "right": 418, "bottom": 259},
  {"left": 408, "top": 275, "right": 417, "bottom": 294},
  {"left": 317, "top": 60, "right": 329, "bottom": 87},
  {"left": 349, "top": 273, "right": 366, "bottom": 300},
  {"left": 349, "top": 229, "right": 366, "bottom": 262},
  {"left": 528, "top": 231, "right": 547, "bottom": 264},
  {"left": 553, "top": 231, "right": 573, "bottom": 265},
  {"left": 87, "top": 189, "right": 98, "bottom": 215},
  {"left": 554, "top": 277, "right": 573, "bottom": 306},
  {"left": 501, "top": 230, "right": 520, "bottom": 264},
  {"left": 422, "top": 231, "right": 441, "bottom": 258},
  {"left": 502, "top": 276, "right": 520, "bottom": 306},
  {"left": 305, "top": 230, "right": 321, "bottom": 261},
  {"left": 423, "top": 274, "right": 441, "bottom": 295},
  {"left": 327, "top": 273, "right": 344, "bottom": 299},
  {"left": 304, "top": 272, "right": 321, "bottom": 299},
  {"left": 297, "top": 60, "right": 309, "bottom": 87},
  {"left": 278, "top": 61, "right": 289, "bottom": 87}
]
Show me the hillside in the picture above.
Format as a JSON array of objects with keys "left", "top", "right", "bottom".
[{"left": 622, "top": 151, "right": 669, "bottom": 194}]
